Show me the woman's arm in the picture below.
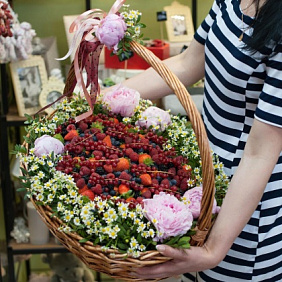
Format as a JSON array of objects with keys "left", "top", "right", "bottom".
[
  {"left": 134, "top": 119, "right": 282, "bottom": 279},
  {"left": 102, "top": 39, "right": 205, "bottom": 100}
]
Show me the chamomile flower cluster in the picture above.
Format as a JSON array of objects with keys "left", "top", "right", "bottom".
[
  {"left": 121, "top": 5, "right": 143, "bottom": 39},
  {"left": 163, "top": 115, "right": 229, "bottom": 203}
]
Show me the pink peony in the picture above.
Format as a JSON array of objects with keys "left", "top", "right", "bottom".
[
  {"left": 183, "top": 186, "right": 220, "bottom": 219},
  {"left": 143, "top": 192, "right": 193, "bottom": 241},
  {"left": 136, "top": 106, "right": 171, "bottom": 131},
  {"left": 96, "top": 14, "right": 127, "bottom": 49},
  {"left": 34, "top": 135, "right": 64, "bottom": 157},
  {"left": 102, "top": 84, "right": 140, "bottom": 117}
]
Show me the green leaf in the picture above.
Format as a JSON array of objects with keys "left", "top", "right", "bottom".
[
  {"left": 16, "top": 188, "right": 27, "bottom": 192},
  {"left": 117, "top": 242, "right": 128, "bottom": 250},
  {"left": 53, "top": 133, "right": 64, "bottom": 143},
  {"left": 138, "top": 23, "right": 146, "bottom": 28},
  {"left": 79, "top": 238, "right": 90, "bottom": 243}
]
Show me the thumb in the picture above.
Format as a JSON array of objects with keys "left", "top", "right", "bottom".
[{"left": 156, "top": 244, "right": 186, "bottom": 259}]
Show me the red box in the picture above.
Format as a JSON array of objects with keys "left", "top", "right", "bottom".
[{"left": 104, "top": 43, "right": 170, "bottom": 70}]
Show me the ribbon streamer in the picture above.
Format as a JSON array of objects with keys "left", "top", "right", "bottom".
[{"left": 60, "top": 0, "right": 126, "bottom": 123}]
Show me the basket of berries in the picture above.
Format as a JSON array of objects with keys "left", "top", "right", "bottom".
[{"left": 15, "top": 2, "right": 228, "bottom": 281}]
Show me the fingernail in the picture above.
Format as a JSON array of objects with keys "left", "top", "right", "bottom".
[{"left": 156, "top": 245, "right": 165, "bottom": 252}]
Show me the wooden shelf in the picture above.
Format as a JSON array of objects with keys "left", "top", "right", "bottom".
[{"left": 9, "top": 237, "right": 67, "bottom": 254}]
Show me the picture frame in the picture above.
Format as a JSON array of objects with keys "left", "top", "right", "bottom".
[
  {"left": 39, "top": 76, "right": 65, "bottom": 115},
  {"left": 164, "top": 1, "right": 194, "bottom": 42},
  {"left": 9, "top": 55, "right": 48, "bottom": 117}
]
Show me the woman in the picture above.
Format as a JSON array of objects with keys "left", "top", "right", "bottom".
[{"left": 104, "top": 0, "right": 282, "bottom": 280}]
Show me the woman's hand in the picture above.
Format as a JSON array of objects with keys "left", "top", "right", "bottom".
[{"left": 133, "top": 244, "right": 219, "bottom": 280}]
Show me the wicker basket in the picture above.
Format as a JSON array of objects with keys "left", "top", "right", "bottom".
[{"left": 29, "top": 41, "right": 215, "bottom": 281}]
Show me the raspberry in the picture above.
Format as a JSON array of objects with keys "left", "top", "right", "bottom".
[
  {"left": 76, "top": 178, "right": 86, "bottom": 189},
  {"left": 80, "top": 166, "right": 91, "bottom": 176},
  {"left": 93, "top": 150, "right": 103, "bottom": 157},
  {"left": 103, "top": 164, "right": 113, "bottom": 173},
  {"left": 180, "top": 178, "right": 189, "bottom": 191},
  {"left": 119, "top": 171, "right": 131, "bottom": 181},
  {"left": 109, "top": 154, "right": 118, "bottom": 159},
  {"left": 150, "top": 148, "right": 159, "bottom": 156},
  {"left": 161, "top": 178, "right": 170, "bottom": 187},
  {"left": 141, "top": 188, "right": 152, "bottom": 198},
  {"left": 124, "top": 136, "right": 133, "bottom": 144},
  {"left": 67, "top": 124, "right": 76, "bottom": 132},
  {"left": 78, "top": 121, "right": 88, "bottom": 132},
  {"left": 96, "top": 133, "right": 106, "bottom": 140},
  {"left": 91, "top": 184, "right": 103, "bottom": 195},
  {"left": 129, "top": 152, "right": 139, "bottom": 162},
  {"left": 125, "top": 148, "right": 134, "bottom": 156}
]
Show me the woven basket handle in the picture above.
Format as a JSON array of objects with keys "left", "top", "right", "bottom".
[{"left": 130, "top": 41, "right": 215, "bottom": 246}]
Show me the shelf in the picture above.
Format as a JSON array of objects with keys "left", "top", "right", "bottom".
[
  {"left": 8, "top": 237, "right": 67, "bottom": 255},
  {"left": 6, "top": 105, "right": 26, "bottom": 123}
]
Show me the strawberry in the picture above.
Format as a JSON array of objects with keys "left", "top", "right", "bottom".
[
  {"left": 78, "top": 185, "right": 89, "bottom": 194},
  {"left": 114, "top": 157, "right": 130, "bottom": 171},
  {"left": 126, "top": 197, "right": 136, "bottom": 203},
  {"left": 64, "top": 129, "right": 79, "bottom": 141},
  {"left": 139, "top": 154, "right": 153, "bottom": 165},
  {"left": 103, "top": 135, "right": 112, "bottom": 147},
  {"left": 118, "top": 184, "right": 130, "bottom": 195},
  {"left": 120, "top": 144, "right": 126, "bottom": 149},
  {"left": 140, "top": 173, "right": 152, "bottom": 186},
  {"left": 81, "top": 189, "right": 95, "bottom": 201}
]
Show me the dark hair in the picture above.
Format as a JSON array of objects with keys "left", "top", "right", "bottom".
[{"left": 245, "top": 0, "right": 282, "bottom": 53}]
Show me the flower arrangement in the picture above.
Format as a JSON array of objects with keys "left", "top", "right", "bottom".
[{"left": 15, "top": 85, "right": 228, "bottom": 257}]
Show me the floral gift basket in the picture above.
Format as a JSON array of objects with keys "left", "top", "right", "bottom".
[{"left": 15, "top": 1, "right": 228, "bottom": 281}]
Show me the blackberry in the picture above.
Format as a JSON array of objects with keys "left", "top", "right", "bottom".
[
  {"left": 159, "top": 164, "right": 168, "bottom": 171},
  {"left": 96, "top": 167, "right": 105, "bottom": 175},
  {"left": 109, "top": 190, "right": 116, "bottom": 196},
  {"left": 167, "top": 162, "right": 175, "bottom": 168},
  {"left": 114, "top": 171, "right": 121, "bottom": 177},
  {"left": 61, "top": 129, "right": 68, "bottom": 136},
  {"left": 73, "top": 167, "right": 79, "bottom": 173}
]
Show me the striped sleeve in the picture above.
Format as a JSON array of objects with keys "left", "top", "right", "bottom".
[
  {"left": 255, "top": 44, "right": 282, "bottom": 128},
  {"left": 194, "top": 0, "right": 221, "bottom": 45}
]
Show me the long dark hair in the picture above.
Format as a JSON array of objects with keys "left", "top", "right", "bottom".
[{"left": 246, "top": 0, "right": 282, "bottom": 53}]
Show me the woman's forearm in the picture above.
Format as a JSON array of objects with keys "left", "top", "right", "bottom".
[
  {"left": 119, "top": 39, "right": 205, "bottom": 100},
  {"left": 205, "top": 120, "right": 282, "bottom": 265}
]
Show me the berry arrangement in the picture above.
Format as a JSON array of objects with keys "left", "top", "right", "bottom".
[
  {"left": 16, "top": 93, "right": 228, "bottom": 256},
  {"left": 0, "top": 1, "right": 13, "bottom": 37},
  {"left": 55, "top": 112, "right": 193, "bottom": 208}
]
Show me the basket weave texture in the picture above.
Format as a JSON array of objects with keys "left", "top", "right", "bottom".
[{"left": 30, "top": 41, "right": 215, "bottom": 281}]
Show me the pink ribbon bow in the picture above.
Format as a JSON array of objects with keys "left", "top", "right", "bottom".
[{"left": 60, "top": 0, "right": 126, "bottom": 122}]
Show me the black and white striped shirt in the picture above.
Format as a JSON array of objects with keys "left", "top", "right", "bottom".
[{"left": 193, "top": 0, "right": 282, "bottom": 281}]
